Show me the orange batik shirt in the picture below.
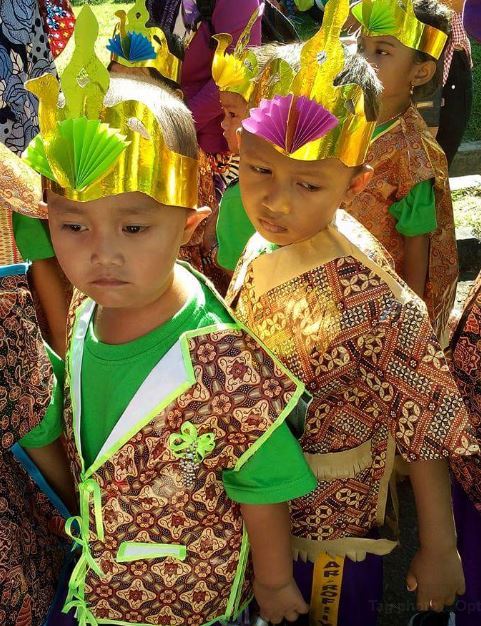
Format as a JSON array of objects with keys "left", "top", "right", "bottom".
[{"left": 346, "top": 105, "right": 458, "bottom": 346}]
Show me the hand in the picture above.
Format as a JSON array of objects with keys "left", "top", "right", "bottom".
[
  {"left": 254, "top": 578, "right": 309, "bottom": 624},
  {"left": 406, "top": 546, "right": 466, "bottom": 611}
]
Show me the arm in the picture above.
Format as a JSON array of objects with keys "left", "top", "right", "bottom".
[
  {"left": 24, "top": 439, "right": 78, "bottom": 514},
  {"left": 241, "top": 503, "right": 309, "bottom": 623},
  {"left": 402, "top": 234, "right": 430, "bottom": 300},
  {"left": 407, "top": 459, "right": 465, "bottom": 611},
  {"left": 31, "top": 257, "right": 69, "bottom": 358}
]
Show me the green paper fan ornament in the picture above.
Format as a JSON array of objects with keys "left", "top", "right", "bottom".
[{"left": 23, "top": 5, "right": 129, "bottom": 193}]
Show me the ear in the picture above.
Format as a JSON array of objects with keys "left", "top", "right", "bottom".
[
  {"left": 343, "top": 165, "right": 373, "bottom": 204},
  {"left": 411, "top": 59, "right": 437, "bottom": 88},
  {"left": 181, "top": 207, "right": 211, "bottom": 245}
]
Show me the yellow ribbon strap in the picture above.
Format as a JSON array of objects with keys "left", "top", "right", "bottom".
[
  {"left": 169, "top": 421, "right": 215, "bottom": 464},
  {"left": 309, "top": 553, "right": 345, "bottom": 626}
]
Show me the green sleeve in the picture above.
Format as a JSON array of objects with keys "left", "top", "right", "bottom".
[
  {"left": 216, "top": 182, "right": 256, "bottom": 272},
  {"left": 12, "top": 213, "right": 55, "bottom": 261},
  {"left": 222, "top": 422, "right": 316, "bottom": 505},
  {"left": 388, "top": 179, "right": 437, "bottom": 237},
  {"left": 19, "top": 346, "right": 65, "bottom": 449}
]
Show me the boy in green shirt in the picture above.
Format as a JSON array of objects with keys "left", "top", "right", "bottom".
[{"left": 24, "top": 7, "right": 316, "bottom": 625}]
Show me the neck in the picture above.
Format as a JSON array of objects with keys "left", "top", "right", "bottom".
[
  {"left": 378, "top": 95, "right": 412, "bottom": 125},
  {"left": 94, "top": 265, "right": 189, "bottom": 344}
]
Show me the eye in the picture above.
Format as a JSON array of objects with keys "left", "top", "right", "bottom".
[
  {"left": 123, "top": 225, "right": 148, "bottom": 234},
  {"left": 228, "top": 111, "right": 237, "bottom": 119},
  {"left": 376, "top": 48, "right": 389, "bottom": 56},
  {"left": 250, "top": 164, "right": 271, "bottom": 175},
  {"left": 62, "top": 223, "right": 86, "bottom": 232},
  {"left": 299, "top": 182, "right": 321, "bottom": 192}
]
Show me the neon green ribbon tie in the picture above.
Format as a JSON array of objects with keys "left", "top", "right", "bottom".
[
  {"left": 64, "top": 478, "right": 105, "bottom": 623},
  {"left": 169, "top": 421, "right": 215, "bottom": 463}
]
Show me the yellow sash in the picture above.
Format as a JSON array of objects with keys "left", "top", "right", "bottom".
[{"left": 309, "top": 553, "right": 345, "bottom": 626}]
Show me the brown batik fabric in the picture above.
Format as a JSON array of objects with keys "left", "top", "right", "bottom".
[
  {"left": 62, "top": 306, "right": 302, "bottom": 625},
  {"left": 346, "top": 105, "right": 458, "bottom": 343},
  {"left": 0, "top": 271, "right": 66, "bottom": 626},
  {"left": 227, "top": 211, "right": 477, "bottom": 560},
  {"left": 450, "top": 272, "right": 481, "bottom": 513}
]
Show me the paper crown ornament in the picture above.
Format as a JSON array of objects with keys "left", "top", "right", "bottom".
[
  {"left": 352, "top": 0, "right": 448, "bottom": 60},
  {"left": 212, "top": 5, "right": 263, "bottom": 102},
  {"left": 23, "top": 5, "right": 198, "bottom": 209},
  {"left": 107, "top": 0, "right": 182, "bottom": 85},
  {"left": 242, "top": 0, "right": 376, "bottom": 165}
]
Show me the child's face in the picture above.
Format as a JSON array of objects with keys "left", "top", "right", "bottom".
[
  {"left": 239, "top": 130, "right": 371, "bottom": 246},
  {"left": 220, "top": 91, "right": 248, "bottom": 154},
  {"left": 48, "top": 191, "right": 201, "bottom": 310},
  {"left": 357, "top": 34, "right": 435, "bottom": 101}
]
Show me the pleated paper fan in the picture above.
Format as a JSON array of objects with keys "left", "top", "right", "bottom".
[
  {"left": 107, "top": 32, "right": 156, "bottom": 62},
  {"left": 352, "top": 0, "right": 399, "bottom": 33},
  {"left": 25, "top": 118, "right": 129, "bottom": 192},
  {"left": 243, "top": 94, "right": 338, "bottom": 154}
]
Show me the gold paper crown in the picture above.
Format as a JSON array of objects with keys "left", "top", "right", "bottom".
[
  {"left": 108, "top": 0, "right": 182, "bottom": 85},
  {"left": 353, "top": 0, "right": 448, "bottom": 60},
  {"left": 244, "top": 0, "right": 376, "bottom": 166},
  {"left": 212, "top": 6, "right": 262, "bottom": 101},
  {"left": 23, "top": 5, "right": 198, "bottom": 210}
]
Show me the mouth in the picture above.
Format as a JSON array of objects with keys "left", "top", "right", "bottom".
[
  {"left": 90, "top": 278, "right": 129, "bottom": 287},
  {"left": 258, "top": 218, "right": 287, "bottom": 234}
]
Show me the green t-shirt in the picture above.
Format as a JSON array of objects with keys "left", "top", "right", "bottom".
[
  {"left": 81, "top": 265, "right": 316, "bottom": 504},
  {"left": 216, "top": 181, "right": 255, "bottom": 272},
  {"left": 12, "top": 213, "right": 55, "bottom": 261},
  {"left": 372, "top": 119, "right": 437, "bottom": 238},
  {"left": 19, "top": 345, "right": 64, "bottom": 448}
]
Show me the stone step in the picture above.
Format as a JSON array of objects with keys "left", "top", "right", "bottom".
[
  {"left": 450, "top": 141, "right": 481, "bottom": 177},
  {"left": 450, "top": 174, "right": 481, "bottom": 191}
]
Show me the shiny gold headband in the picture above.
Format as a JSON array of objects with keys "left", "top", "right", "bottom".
[
  {"left": 212, "top": 5, "right": 262, "bottom": 101},
  {"left": 243, "top": 0, "right": 376, "bottom": 166},
  {"left": 108, "top": 0, "right": 182, "bottom": 85},
  {"left": 23, "top": 5, "right": 198, "bottom": 209},
  {"left": 353, "top": 0, "right": 448, "bottom": 60}
]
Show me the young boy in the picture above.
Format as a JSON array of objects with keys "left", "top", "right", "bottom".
[
  {"left": 225, "top": 2, "right": 478, "bottom": 624},
  {"left": 24, "top": 7, "right": 317, "bottom": 625},
  {"left": 0, "top": 145, "right": 74, "bottom": 626},
  {"left": 449, "top": 272, "right": 481, "bottom": 626},
  {"left": 347, "top": 0, "right": 457, "bottom": 345}
]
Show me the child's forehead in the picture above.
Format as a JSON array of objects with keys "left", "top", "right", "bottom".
[
  {"left": 47, "top": 191, "right": 162, "bottom": 214},
  {"left": 241, "top": 131, "right": 348, "bottom": 176}
]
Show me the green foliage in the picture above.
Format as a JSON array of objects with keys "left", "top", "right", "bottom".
[{"left": 465, "top": 40, "right": 481, "bottom": 142}]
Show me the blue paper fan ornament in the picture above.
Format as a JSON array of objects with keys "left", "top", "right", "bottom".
[{"left": 107, "top": 31, "right": 156, "bottom": 62}]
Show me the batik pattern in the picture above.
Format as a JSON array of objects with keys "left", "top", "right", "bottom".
[
  {"left": 0, "top": 271, "right": 66, "bottom": 626},
  {"left": 38, "top": 0, "right": 75, "bottom": 58},
  {"left": 450, "top": 272, "right": 481, "bottom": 514},
  {"left": 228, "top": 220, "right": 476, "bottom": 554},
  {"left": 346, "top": 106, "right": 458, "bottom": 341},
  {"left": 63, "top": 321, "right": 301, "bottom": 625}
]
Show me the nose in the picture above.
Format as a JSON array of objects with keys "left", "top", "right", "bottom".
[
  {"left": 263, "top": 183, "right": 291, "bottom": 216},
  {"left": 90, "top": 231, "right": 123, "bottom": 267}
]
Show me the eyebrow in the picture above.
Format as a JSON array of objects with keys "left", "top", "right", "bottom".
[{"left": 373, "top": 38, "right": 396, "bottom": 47}]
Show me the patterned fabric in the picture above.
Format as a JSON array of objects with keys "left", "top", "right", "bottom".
[
  {"left": 450, "top": 272, "right": 481, "bottom": 515},
  {"left": 0, "top": 0, "right": 56, "bottom": 155},
  {"left": 38, "top": 0, "right": 75, "bottom": 59},
  {"left": 227, "top": 210, "right": 477, "bottom": 560},
  {"left": 0, "top": 209, "right": 21, "bottom": 265},
  {"left": 0, "top": 270, "right": 67, "bottom": 626},
  {"left": 443, "top": 12, "right": 472, "bottom": 85},
  {"left": 345, "top": 106, "right": 458, "bottom": 344},
  {"left": 63, "top": 302, "right": 302, "bottom": 625}
]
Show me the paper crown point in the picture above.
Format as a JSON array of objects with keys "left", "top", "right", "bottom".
[
  {"left": 353, "top": 0, "right": 448, "bottom": 60},
  {"left": 212, "top": 5, "right": 263, "bottom": 101}
]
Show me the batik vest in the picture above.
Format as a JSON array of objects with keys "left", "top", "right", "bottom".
[
  {"left": 0, "top": 210, "right": 22, "bottom": 266},
  {"left": 62, "top": 297, "right": 305, "bottom": 626},
  {"left": 450, "top": 272, "right": 481, "bottom": 514},
  {"left": 346, "top": 105, "right": 458, "bottom": 346},
  {"left": 227, "top": 211, "right": 476, "bottom": 562}
]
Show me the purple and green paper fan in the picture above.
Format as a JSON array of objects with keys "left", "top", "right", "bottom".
[
  {"left": 107, "top": 32, "right": 156, "bottom": 62},
  {"left": 242, "top": 94, "right": 338, "bottom": 154}
]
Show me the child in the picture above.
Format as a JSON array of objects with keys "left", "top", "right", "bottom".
[
  {"left": 449, "top": 272, "right": 481, "bottom": 626},
  {"left": 24, "top": 7, "right": 317, "bottom": 625},
  {"left": 346, "top": 0, "right": 457, "bottom": 345},
  {"left": 225, "top": 2, "right": 477, "bottom": 624},
  {"left": 0, "top": 144, "right": 75, "bottom": 626}
]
